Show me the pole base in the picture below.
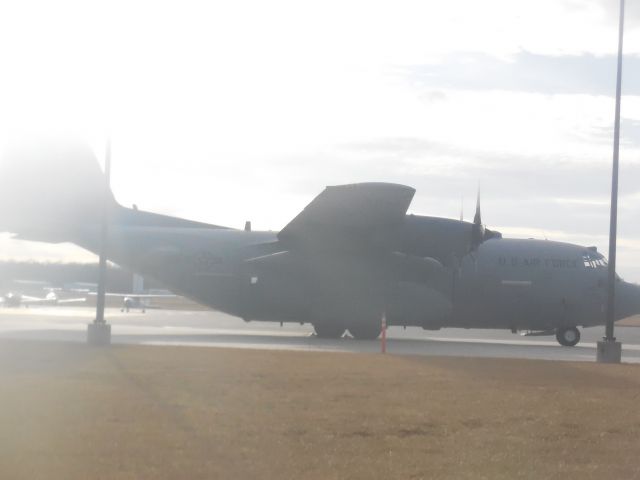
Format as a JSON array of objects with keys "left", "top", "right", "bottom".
[
  {"left": 87, "top": 322, "right": 111, "bottom": 346},
  {"left": 596, "top": 339, "right": 621, "bottom": 364}
]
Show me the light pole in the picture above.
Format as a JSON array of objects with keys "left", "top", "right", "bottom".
[
  {"left": 87, "top": 138, "right": 113, "bottom": 346},
  {"left": 597, "top": 0, "right": 625, "bottom": 363}
]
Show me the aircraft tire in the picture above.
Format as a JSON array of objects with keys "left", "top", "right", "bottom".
[
  {"left": 313, "top": 322, "right": 346, "bottom": 339},
  {"left": 348, "top": 323, "right": 381, "bottom": 340},
  {"left": 556, "top": 326, "right": 580, "bottom": 347}
]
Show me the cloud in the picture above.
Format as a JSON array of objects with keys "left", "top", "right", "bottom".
[
  {"left": 407, "top": 51, "right": 640, "bottom": 96},
  {"left": 335, "top": 135, "right": 640, "bottom": 196},
  {"left": 587, "top": 0, "right": 640, "bottom": 27}
]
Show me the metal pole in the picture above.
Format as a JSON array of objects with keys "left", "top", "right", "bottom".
[
  {"left": 95, "top": 138, "right": 111, "bottom": 324},
  {"left": 605, "top": 0, "right": 625, "bottom": 341}
]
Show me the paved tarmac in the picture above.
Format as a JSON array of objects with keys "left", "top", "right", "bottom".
[{"left": 1, "top": 306, "right": 640, "bottom": 363}]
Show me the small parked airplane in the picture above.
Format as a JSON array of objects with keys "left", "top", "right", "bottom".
[
  {"left": 0, "top": 290, "right": 86, "bottom": 308},
  {"left": 87, "top": 291, "right": 177, "bottom": 312}
]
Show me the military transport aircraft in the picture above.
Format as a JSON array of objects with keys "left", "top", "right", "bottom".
[{"left": 1, "top": 142, "right": 639, "bottom": 346}]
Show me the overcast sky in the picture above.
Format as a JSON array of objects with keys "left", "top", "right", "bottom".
[{"left": 1, "top": 0, "right": 640, "bottom": 280}]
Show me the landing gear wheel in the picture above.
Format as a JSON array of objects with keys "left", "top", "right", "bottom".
[
  {"left": 313, "top": 322, "right": 346, "bottom": 339},
  {"left": 556, "top": 326, "right": 580, "bottom": 347},
  {"left": 348, "top": 323, "right": 381, "bottom": 340}
]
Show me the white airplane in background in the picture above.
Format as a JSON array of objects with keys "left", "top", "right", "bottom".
[
  {"left": 89, "top": 275, "right": 177, "bottom": 313},
  {"left": 87, "top": 292, "right": 177, "bottom": 313},
  {"left": 0, "top": 290, "right": 86, "bottom": 308}
]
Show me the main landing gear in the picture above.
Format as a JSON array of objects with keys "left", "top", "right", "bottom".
[
  {"left": 556, "top": 326, "right": 581, "bottom": 347},
  {"left": 313, "top": 321, "right": 346, "bottom": 339},
  {"left": 347, "top": 323, "right": 381, "bottom": 340},
  {"left": 313, "top": 321, "right": 382, "bottom": 340}
]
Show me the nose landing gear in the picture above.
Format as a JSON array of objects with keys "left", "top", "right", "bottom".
[{"left": 556, "top": 326, "right": 581, "bottom": 347}]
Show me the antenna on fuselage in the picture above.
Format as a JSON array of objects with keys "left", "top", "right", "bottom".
[
  {"left": 460, "top": 197, "right": 464, "bottom": 222},
  {"left": 244, "top": 221, "right": 252, "bottom": 232}
]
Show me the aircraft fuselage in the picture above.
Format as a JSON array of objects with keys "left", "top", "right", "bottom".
[{"left": 74, "top": 220, "right": 640, "bottom": 337}]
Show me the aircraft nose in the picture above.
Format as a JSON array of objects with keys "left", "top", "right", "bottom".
[{"left": 616, "top": 281, "right": 640, "bottom": 319}]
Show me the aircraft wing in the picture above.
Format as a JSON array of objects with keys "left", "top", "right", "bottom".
[
  {"left": 278, "top": 182, "right": 415, "bottom": 252},
  {"left": 89, "top": 293, "right": 177, "bottom": 299},
  {"left": 17, "top": 294, "right": 86, "bottom": 305},
  {"left": 20, "top": 295, "right": 49, "bottom": 305},
  {"left": 55, "top": 297, "right": 86, "bottom": 304}
]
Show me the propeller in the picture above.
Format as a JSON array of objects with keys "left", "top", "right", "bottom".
[
  {"left": 471, "top": 188, "right": 485, "bottom": 250},
  {"left": 470, "top": 187, "right": 500, "bottom": 251}
]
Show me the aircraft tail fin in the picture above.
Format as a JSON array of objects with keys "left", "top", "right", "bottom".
[
  {"left": 0, "top": 139, "right": 230, "bottom": 244},
  {"left": 0, "top": 139, "right": 115, "bottom": 243}
]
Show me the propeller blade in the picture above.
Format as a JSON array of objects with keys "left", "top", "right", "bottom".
[
  {"left": 473, "top": 188, "right": 481, "bottom": 226},
  {"left": 471, "top": 186, "right": 485, "bottom": 250}
]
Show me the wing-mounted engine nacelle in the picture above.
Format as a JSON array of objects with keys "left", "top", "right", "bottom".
[
  {"left": 401, "top": 215, "right": 472, "bottom": 266},
  {"left": 400, "top": 215, "right": 501, "bottom": 266}
]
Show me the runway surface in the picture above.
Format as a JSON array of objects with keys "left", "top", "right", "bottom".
[{"left": 1, "top": 306, "right": 639, "bottom": 363}]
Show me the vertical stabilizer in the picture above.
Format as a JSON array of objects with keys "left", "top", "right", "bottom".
[{"left": 0, "top": 139, "right": 115, "bottom": 242}]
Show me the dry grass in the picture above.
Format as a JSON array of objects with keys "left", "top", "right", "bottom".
[
  {"left": 1, "top": 341, "right": 640, "bottom": 480},
  {"left": 618, "top": 315, "right": 640, "bottom": 327}
]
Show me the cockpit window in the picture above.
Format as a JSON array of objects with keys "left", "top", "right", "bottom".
[{"left": 582, "top": 251, "right": 608, "bottom": 269}]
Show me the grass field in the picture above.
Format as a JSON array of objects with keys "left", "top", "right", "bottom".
[
  {"left": 1, "top": 340, "right": 640, "bottom": 480},
  {"left": 618, "top": 314, "right": 640, "bottom": 327}
]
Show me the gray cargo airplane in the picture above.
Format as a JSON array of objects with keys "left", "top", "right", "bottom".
[{"left": 1, "top": 143, "right": 639, "bottom": 346}]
